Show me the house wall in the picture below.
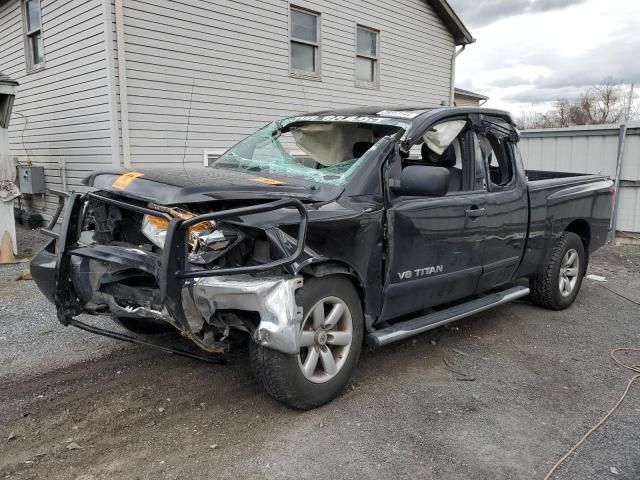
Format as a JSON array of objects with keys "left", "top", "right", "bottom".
[
  {"left": 0, "top": 0, "right": 116, "bottom": 218},
  {"left": 1, "top": 0, "right": 457, "bottom": 218},
  {"left": 454, "top": 94, "right": 480, "bottom": 107},
  {"left": 115, "top": 0, "right": 456, "bottom": 168}
]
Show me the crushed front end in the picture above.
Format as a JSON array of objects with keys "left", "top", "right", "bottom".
[{"left": 31, "top": 191, "right": 309, "bottom": 356}]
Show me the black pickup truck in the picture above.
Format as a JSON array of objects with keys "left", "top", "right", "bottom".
[{"left": 31, "top": 107, "right": 614, "bottom": 409}]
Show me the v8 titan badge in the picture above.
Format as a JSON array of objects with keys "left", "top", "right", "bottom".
[{"left": 112, "top": 172, "right": 144, "bottom": 190}]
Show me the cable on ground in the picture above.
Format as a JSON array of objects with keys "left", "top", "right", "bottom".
[{"left": 543, "top": 348, "right": 640, "bottom": 479}]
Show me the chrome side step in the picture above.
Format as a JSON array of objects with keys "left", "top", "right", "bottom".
[{"left": 368, "top": 285, "right": 530, "bottom": 347}]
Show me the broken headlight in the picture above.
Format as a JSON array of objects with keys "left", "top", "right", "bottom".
[
  {"left": 141, "top": 215, "right": 170, "bottom": 248},
  {"left": 142, "top": 212, "right": 239, "bottom": 265},
  {"left": 141, "top": 212, "right": 216, "bottom": 249},
  {"left": 188, "top": 228, "right": 241, "bottom": 265}
]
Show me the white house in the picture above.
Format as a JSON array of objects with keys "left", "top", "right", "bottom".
[
  {"left": 454, "top": 87, "right": 488, "bottom": 107},
  {"left": 0, "top": 0, "right": 473, "bottom": 219}
]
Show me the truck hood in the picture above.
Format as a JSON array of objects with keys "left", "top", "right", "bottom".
[{"left": 83, "top": 167, "right": 333, "bottom": 205}]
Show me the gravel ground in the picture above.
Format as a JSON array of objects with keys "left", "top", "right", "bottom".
[
  {"left": 0, "top": 226, "right": 639, "bottom": 480},
  {"left": 0, "top": 229, "right": 131, "bottom": 380}
]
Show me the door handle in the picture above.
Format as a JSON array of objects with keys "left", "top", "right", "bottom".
[{"left": 465, "top": 207, "right": 487, "bottom": 218}]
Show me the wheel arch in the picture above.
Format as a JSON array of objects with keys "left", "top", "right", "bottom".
[
  {"left": 565, "top": 218, "right": 591, "bottom": 255},
  {"left": 296, "top": 259, "right": 372, "bottom": 331}
]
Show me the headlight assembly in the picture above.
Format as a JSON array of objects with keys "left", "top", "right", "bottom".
[
  {"left": 141, "top": 208, "right": 216, "bottom": 249},
  {"left": 141, "top": 207, "right": 239, "bottom": 265}
]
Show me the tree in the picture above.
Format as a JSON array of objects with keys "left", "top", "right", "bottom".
[{"left": 517, "top": 79, "right": 638, "bottom": 129}]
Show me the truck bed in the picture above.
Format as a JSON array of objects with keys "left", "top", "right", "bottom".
[
  {"left": 525, "top": 169, "right": 594, "bottom": 182},
  {"left": 517, "top": 171, "right": 613, "bottom": 279}
]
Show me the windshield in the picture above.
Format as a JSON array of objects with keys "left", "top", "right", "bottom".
[{"left": 210, "top": 117, "right": 410, "bottom": 185}]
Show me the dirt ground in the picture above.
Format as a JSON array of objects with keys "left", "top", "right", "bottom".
[{"left": 1, "top": 227, "right": 639, "bottom": 480}]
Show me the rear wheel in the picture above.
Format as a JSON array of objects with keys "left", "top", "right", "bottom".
[
  {"left": 530, "top": 232, "right": 586, "bottom": 310},
  {"left": 249, "top": 276, "right": 363, "bottom": 410}
]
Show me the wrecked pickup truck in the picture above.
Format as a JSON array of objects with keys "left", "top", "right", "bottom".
[{"left": 31, "top": 107, "right": 614, "bottom": 409}]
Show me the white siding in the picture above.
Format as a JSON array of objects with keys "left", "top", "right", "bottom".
[
  {"left": 454, "top": 94, "right": 480, "bottom": 107},
  {"left": 116, "top": 0, "right": 455, "bottom": 168},
  {"left": 0, "top": 0, "right": 115, "bottom": 218}
]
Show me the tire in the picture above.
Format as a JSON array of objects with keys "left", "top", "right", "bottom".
[
  {"left": 530, "top": 232, "right": 586, "bottom": 310},
  {"left": 249, "top": 276, "right": 364, "bottom": 410},
  {"left": 113, "top": 316, "right": 174, "bottom": 335}
]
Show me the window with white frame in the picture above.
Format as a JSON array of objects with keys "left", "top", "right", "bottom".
[
  {"left": 22, "top": 0, "right": 45, "bottom": 72},
  {"left": 290, "top": 6, "right": 320, "bottom": 78},
  {"left": 356, "top": 26, "right": 379, "bottom": 88}
]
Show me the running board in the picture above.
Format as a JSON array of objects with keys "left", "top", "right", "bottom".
[{"left": 367, "top": 286, "right": 530, "bottom": 347}]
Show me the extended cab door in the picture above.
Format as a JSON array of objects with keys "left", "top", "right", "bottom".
[
  {"left": 381, "top": 117, "right": 488, "bottom": 321},
  {"left": 473, "top": 119, "right": 528, "bottom": 291}
]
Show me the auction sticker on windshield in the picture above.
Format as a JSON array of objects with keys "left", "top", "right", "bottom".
[{"left": 377, "top": 110, "right": 422, "bottom": 119}]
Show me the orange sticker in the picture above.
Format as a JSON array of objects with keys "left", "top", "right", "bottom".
[
  {"left": 112, "top": 172, "right": 144, "bottom": 190},
  {"left": 252, "top": 177, "right": 286, "bottom": 186}
]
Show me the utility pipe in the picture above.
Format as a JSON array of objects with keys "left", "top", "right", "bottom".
[{"left": 449, "top": 44, "right": 466, "bottom": 106}]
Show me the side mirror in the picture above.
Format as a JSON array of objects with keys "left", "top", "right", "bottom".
[{"left": 395, "top": 166, "right": 450, "bottom": 197}]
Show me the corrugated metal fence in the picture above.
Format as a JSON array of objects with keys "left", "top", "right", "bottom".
[{"left": 520, "top": 122, "right": 640, "bottom": 235}]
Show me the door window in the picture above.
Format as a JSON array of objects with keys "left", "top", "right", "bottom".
[
  {"left": 401, "top": 119, "right": 473, "bottom": 195},
  {"left": 476, "top": 132, "right": 515, "bottom": 190}
]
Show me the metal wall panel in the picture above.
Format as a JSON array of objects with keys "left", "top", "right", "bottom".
[{"left": 520, "top": 123, "right": 640, "bottom": 233}]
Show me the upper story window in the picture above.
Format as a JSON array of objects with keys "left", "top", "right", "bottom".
[
  {"left": 22, "top": 0, "right": 45, "bottom": 72},
  {"left": 356, "top": 26, "right": 379, "bottom": 88},
  {"left": 290, "top": 6, "right": 320, "bottom": 79}
]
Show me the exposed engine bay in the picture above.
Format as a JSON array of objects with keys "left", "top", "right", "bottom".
[{"left": 70, "top": 194, "right": 304, "bottom": 353}]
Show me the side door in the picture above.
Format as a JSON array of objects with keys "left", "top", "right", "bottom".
[
  {"left": 473, "top": 120, "right": 528, "bottom": 292},
  {"left": 380, "top": 117, "right": 489, "bottom": 321}
]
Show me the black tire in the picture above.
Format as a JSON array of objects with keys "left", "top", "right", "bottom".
[
  {"left": 113, "top": 316, "right": 174, "bottom": 335},
  {"left": 249, "top": 276, "right": 364, "bottom": 410},
  {"left": 530, "top": 232, "right": 586, "bottom": 310}
]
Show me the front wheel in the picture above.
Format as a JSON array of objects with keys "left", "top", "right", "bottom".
[
  {"left": 249, "top": 276, "right": 363, "bottom": 410},
  {"left": 530, "top": 232, "right": 586, "bottom": 310}
]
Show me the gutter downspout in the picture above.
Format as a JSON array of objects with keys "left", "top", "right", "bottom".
[
  {"left": 450, "top": 44, "right": 466, "bottom": 106},
  {"left": 115, "top": 0, "right": 131, "bottom": 168}
]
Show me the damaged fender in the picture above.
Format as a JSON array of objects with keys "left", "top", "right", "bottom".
[{"left": 185, "top": 275, "right": 305, "bottom": 354}]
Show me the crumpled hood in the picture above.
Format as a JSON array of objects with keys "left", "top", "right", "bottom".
[{"left": 83, "top": 167, "right": 325, "bottom": 205}]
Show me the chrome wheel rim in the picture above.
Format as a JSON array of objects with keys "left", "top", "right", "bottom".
[
  {"left": 559, "top": 249, "right": 580, "bottom": 297},
  {"left": 297, "top": 296, "right": 353, "bottom": 384}
]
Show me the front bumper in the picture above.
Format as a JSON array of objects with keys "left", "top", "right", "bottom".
[{"left": 32, "top": 191, "right": 309, "bottom": 355}]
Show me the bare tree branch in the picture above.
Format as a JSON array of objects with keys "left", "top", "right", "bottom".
[{"left": 517, "top": 79, "right": 638, "bottom": 129}]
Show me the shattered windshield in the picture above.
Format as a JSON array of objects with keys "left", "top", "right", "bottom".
[{"left": 210, "top": 116, "right": 410, "bottom": 185}]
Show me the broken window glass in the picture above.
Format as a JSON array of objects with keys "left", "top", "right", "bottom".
[{"left": 212, "top": 119, "right": 407, "bottom": 186}]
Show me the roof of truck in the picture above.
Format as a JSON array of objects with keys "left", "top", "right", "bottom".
[{"left": 300, "top": 106, "right": 516, "bottom": 125}]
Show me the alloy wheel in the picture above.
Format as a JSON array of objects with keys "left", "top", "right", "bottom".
[
  {"left": 559, "top": 248, "right": 580, "bottom": 297},
  {"left": 297, "top": 296, "right": 353, "bottom": 384}
]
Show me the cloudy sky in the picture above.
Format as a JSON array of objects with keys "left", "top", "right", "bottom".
[{"left": 448, "top": 0, "right": 640, "bottom": 114}]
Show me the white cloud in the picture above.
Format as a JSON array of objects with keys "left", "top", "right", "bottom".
[{"left": 450, "top": 0, "right": 640, "bottom": 113}]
